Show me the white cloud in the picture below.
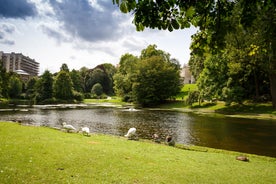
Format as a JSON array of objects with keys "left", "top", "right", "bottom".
[{"left": 0, "top": 0, "right": 197, "bottom": 74}]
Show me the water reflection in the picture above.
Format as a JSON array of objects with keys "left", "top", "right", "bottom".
[{"left": 0, "top": 106, "right": 276, "bottom": 157}]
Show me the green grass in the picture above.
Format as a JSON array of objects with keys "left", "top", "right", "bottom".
[
  {"left": 83, "top": 96, "right": 131, "bottom": 106},
  {"left": 175, "top": 84, "right": 198, "bottom": 100},
  {"left": 1, "top": 122, "right": 275, "bottom": 183}
]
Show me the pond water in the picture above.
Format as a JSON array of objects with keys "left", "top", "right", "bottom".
[{"left": 1, "top": 104, "right": 276, "bottom": 157}]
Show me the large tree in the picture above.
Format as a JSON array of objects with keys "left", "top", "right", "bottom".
[
  {"left": 0, "top": 61, "right": 10, "bottom": 98},
  {"left": 54, "top": 71, "right": 74, "bottom": 100},
  {"left": 113, "top": 53, "right": 139, "bottom": 101},
  {"left": 133, "top": 55, "right": 181, "bottom": 106},
  {"left": 36, "top": 70, "right": 53, "bottom": 102},
  {"left": 114, "top": 45, "right": 181, "bottom": 106},
  {"left": 8, "top": 75, "right": 22, "bottom": 99},
  {"left": 113, "top": 0, "right": 276, "bottom": 108}
]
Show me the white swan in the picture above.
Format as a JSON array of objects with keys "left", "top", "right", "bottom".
[
  {"left": 80, "top": 127, "right": 90, "bottom": 136},
  {"left": 124, "top": 127, "right": 136, "bottom": 138},
  {"left": 62, "top": 122, "right": 76, "bottom": 133}
]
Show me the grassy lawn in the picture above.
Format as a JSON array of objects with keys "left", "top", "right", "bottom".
[
  {"left": 175, "top": 84, "right": 198, "bottom": 100},
  {"left": 83, "top": 96, "right": 131, "bottom": 106},
  {"left": 1, "top": 122, "right": 275, "bottom": 183}
]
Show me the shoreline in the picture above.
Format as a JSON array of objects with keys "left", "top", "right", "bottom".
[{"left": 1, "top": 101, "right": 276, "bottom": 121}]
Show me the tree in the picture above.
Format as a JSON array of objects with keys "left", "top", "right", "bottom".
[
  {"left": 8, "top": 75, "right": 22, "bottom": 98},
  {"left": 0, "top": 61, "right": 9, "bottom": 98},
  {"left": 54, "top": 71, "right": 74, "bottom": 100},
  {"left": 133, "top": 55, "right": 181, "bottom": 106},
  {"left": 60, "top": 63, "right": 70, "bottom": 72},
  {"left": 113, "top": 53, "right": 139, "bottom": 101},
  {"left": 101, "top": 63, "right": 117, "bottom": 95},
  {"left": 114, "top": 45, "right": 181, "bottom": 106},
  {"left": 70, "top": 69, "right": 83, "bottom": 92},
  {"left": 26, "top": 77, "right": 38, "bottom": 99},
  {"left": 91, "top": 83, "right": 103, "bottom": 96},
  {"left": 197, "top": 53, "right": 229, "bottom": 102},
  {"left": 36, "top": 70, "right": 53, "bottom": 102},
  {"left": 79, "top": 67, "right": 89, "bottom": 92},
  {"left": 85, "top": 68, "right": 105, "bottom": 93},
  {"left": 113, "top": 0, "right": 276, "bottom": 108}
]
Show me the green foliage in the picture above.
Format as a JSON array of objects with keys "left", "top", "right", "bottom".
[
  {"left": 36, "top": 70, "right": 53, "bottom": 102},
  {"left": 70, "top": 69, "right": 83, "bottom": 93},
  {"left": 60, "top": 63, "right": 69, "bottom": 72},
  {"left": 186, "top": 90, "right": 200, "bottom": 106},
  {"left": 114, "top": 45, "right": 181, "bottom": 107},
  {"left": 133, "top": 55, "right": 181, "bottom": 106},
  {"left": 114, "top": 0, "right": 276, "bottom": 108},
  {"left": 84, "top": 65, "right": 114, "bottom": 95},
  {"left": 113, "top": 53, "right": 139, "bottom": 101},
  {"left": 8, "top": 75, "right": 22, "bottom": 98},
  {"left": 0, "top": 61, "right": 9, "bottom": 98},
  {"left": 197, "top": 53, "right": 228, "bottom": 101},
  {"left": 54, "top": 71, "right": 74, "bottom": 100},
  {"left": 91, "top": 83, "right": 103, "bottom": 96},
  {"left": 72, "top": 90, "right": 84, "bottom": 101},
  {"left": 26, "top": 77, "right": 38, "bottom": 99}
]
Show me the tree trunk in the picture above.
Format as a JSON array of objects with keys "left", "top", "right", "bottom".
[
  {"left": 267, "top": 3, "right": 276, "bottom": 109},
  {"left": 253, "top": 69, "right": 259, "bottom": 100},
  {"left": 270, "top": 72, "right": 276, "bottom": 109},
  {"left": 269, "top": 50, "right": 276, "bottom": 109},
  {"left": 269, "top": 29, "right": 276, "bottom": 108}
]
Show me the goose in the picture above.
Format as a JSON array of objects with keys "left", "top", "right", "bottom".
[
  {"left": 165, "top": 135, "right": 175, "bottom": 146},
  {"left": 62, "top": 122, "right": 76, "bottom": 133}
]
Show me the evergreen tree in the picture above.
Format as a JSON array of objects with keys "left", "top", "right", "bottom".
[{"left": 54, "top": 71, "right": 74, "bottom": 100}]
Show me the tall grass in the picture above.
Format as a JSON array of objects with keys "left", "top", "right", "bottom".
[{"left": 1, "top": 122, "right": 275, "bottom": 183}]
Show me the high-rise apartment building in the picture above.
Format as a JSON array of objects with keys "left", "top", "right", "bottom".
[{"left": 0, "top": 51, "right": 39, "bottom": 80}]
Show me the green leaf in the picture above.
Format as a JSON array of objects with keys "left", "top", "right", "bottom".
[
  {"left": 186, "top": 6, "right": 195, "bottom": 18},
  {"left": 120, "top": 1, "right": 128, "bottom": 13},
  {"left": 168, "top": 24, "right": 173, "bottom": 32},
  {"left": 171, "top": 19, "right": 179, "bottom": 29}
]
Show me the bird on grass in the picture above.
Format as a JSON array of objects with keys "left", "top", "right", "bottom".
[
  {"left": 124, "top": 127, "right": 137, "bottom": 140},
  {"left": 79, "top": 127, "right": 90, "bottom": 136},
  {"left": 62, "top": 122, "right": 76, "bottom": 133},
  {"left": 165, "top": 135, "right": 175, "bottom": 146},
  {"left": 152, "top": 133, "right": 161, "bottom": 143}
]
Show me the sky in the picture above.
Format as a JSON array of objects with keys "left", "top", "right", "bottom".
[{"left": 0, "top": 0, "right": 197, "bottom": 74}]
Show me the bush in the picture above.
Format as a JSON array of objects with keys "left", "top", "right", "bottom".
[
  {"left": 73, "top": 91, "right": 84, "bottom": 101},
  {"left": 91, "top": 83, "right": 103, "bottom": 96},
  {"left": 0, "top": 98, "right": 9, "bottom": 108},
  {"left": 186, "top": 90, "right": 200, "bottom": 106}
]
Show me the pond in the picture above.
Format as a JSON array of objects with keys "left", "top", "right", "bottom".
[{"left": 1, "top": 104, "right": 276, "bottom": 157}]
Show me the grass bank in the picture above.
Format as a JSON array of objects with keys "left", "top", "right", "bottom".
[
  {"left": 1, "top": 122, "right": 275, "bottom": 183},
  {"left": 158, "top": 101, "right": 276, "bottom": 120},
  {"left": 83, "top": 84, "right": 276, "bottom": 120}
]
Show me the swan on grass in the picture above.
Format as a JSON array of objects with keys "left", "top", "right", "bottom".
[
  {"left": 79, "top": 127, "right": 90, "bottom": 136},
  {"left": 124, "top": 127, "right": 137, "bottom": 140},
  {"left": 62, "top": 122, "right": 76, "bottom": 133}
]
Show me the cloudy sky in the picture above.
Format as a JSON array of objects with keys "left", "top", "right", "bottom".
[{"left": 0, "top": 0, "right": 197, "bottom": 74}]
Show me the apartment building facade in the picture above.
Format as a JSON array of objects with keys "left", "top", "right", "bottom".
[{"left": 0, "top": 51, "right": 39, "bottom": 81}]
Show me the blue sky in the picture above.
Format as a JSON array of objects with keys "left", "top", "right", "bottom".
[{"left": 0, "top": 0, "right": 197, "bottom": 74}]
